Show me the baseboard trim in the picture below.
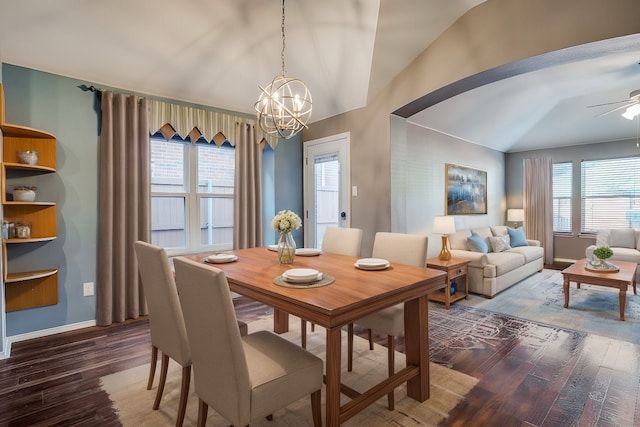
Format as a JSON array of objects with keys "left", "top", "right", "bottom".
[{"left": 1, "top": 320, "right": 97, "bottom": 359}]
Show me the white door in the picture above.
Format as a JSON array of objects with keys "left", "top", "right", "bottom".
[{"left": 303, "top": 132, "right": 350, "bottom": 248}]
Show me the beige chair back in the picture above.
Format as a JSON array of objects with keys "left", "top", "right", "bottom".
[
  {"left": 133, "top": 241, "right": 190, "bottom": 366},
  {"left": 372, "top": 231, "right": 428, "bottom": 267},
  {"left": 321, "top": 226, "right": 363, "bottom": 256},
  {"left": 173, "top": 257, "right": 251, "bottom": 424}
]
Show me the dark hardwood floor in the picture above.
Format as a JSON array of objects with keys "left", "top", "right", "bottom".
[{"left": 1, "top": 282, "right": 639, "bottom": 426}]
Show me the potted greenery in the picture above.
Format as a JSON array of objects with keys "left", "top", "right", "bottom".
[{"left": 592, "top": 246, "right": 614, "bottom": 268}]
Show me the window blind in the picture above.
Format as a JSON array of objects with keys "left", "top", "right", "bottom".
[
  {"left": 581, "top": 156, "right": 640, "bottom": 232},
  {"left": 552, "top": 162, "right": 572, "bottom": 233}
]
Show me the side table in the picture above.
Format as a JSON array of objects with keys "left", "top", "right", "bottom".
[{"left": 426, "top": 257, "right": 469, "bottom": 309}]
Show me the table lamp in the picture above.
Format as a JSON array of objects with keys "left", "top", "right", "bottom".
[
  {"left": 433, "top": 215, "right": 456, "bottom": 261},
  {"left": 507, "top": 208, "right": 524, "bottom": 228}
]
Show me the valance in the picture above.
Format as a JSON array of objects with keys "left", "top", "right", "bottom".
[{"left": 148, "top": 99, "right": 276, "bottom": 149}]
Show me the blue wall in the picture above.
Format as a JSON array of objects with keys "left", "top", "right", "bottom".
[
  {"left": 2, "top": 63, "right": 301, "bottom": 337},
  {"left": 3, "top": 64, "right": 100, "bottom": 335}
]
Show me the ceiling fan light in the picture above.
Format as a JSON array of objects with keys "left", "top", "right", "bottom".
[{"left": 622, "top": 104, "right": 640, "bottom": 120}]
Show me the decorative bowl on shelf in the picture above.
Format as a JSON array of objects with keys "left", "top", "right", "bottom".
[
  {"left": 15, "top": 223, "right": 32, "bottom": 239},
  {"left": 17, "top": 150, "right": 38, "bottom": 165},
  {"left": 13, "top": 186, "right": 37, "bottom": 202}
]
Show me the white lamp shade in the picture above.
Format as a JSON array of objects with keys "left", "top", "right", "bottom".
[
  {"left": 433, "top": 215, "right": 456, "bottom": 234},
  {"left": 507, "top": 209, "right": 524, "bottom": 222}
]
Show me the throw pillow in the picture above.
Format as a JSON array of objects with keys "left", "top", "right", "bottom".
[
  {"left": 467, "top": 232, "right": 489, "bottom": 253},
  {"left": 488, "top": 235, "right": 511, "bottom": 253},
  {"left": 610, "top": 228, "right": 635, "bottom": 249},
  {"left": 507, "top": 226, "right": 528, "bottom": 247}
]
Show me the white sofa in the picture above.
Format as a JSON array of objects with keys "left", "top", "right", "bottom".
[
  {"left": 448, "top": 225, "right": 544, "bottom": 298},
  {"left": 585, "top": 228, "right": 640, "bottom": 281}
]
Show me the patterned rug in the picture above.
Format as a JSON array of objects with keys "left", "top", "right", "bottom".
[
  {"left": 467, "top": 270, "right": 640, "bottom": 345},
  {"left": 101, "top": 315, "right": 478, "bottom": 426}
]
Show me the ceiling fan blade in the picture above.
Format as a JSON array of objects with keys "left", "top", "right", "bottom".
[
  {"left": 586, "top": 99, "right": 630, "bottom": 108},
  {"left": 594, "top": 101, "right": 637, "bottom": 118}
]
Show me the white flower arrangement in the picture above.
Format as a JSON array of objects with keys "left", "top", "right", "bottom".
[{"left": 271, "top": 209, "right": 302, "bottom": 234}]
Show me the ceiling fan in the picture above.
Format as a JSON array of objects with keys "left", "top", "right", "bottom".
[{"left": 588, "top": 89, "right": 640, "bottom": 118}]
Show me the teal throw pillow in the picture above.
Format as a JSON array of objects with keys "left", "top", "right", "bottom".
[
  {"left": 507, "top": 226, "right": 528, "bottom": 247},
  {"left": 467, "top": 232, "right": 489, "bottom": 253}
]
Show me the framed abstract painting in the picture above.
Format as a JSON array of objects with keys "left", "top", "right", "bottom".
[{"left": 445, "top": 163, "right": 487, "bottom": 215}]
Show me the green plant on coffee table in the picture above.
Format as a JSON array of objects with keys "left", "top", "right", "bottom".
[{"left": 593, "top": 246, "right": 613, "bottom": 260}]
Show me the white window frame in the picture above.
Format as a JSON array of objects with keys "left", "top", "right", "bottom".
[{"left": 151, "top": 136, "right": 235, "bottom": 256}]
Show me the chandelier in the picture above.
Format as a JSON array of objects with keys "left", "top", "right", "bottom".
[{"left": 255, "top": 0, "right": 312, "bottom": 139}]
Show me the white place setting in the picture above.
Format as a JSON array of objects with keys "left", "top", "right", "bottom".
[
  {"left": 354, "top": 258, "right": 391, "bottom": 271},
  {"left": 204, "top": 253, "right": 238, "bottom": 264}
]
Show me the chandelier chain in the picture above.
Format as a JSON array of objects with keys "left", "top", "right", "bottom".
[{"left": 281, "top": 0, "right": 286, "bottom": 77}]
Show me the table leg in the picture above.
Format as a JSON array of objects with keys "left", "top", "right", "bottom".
[
  {"left": 404, "top": 294, "right": 429, "bottom": 401},
  {"left": 445, "top": 281, "right": 451, "bottom": 310},
  {"left": 325, "top": 326, "right": 342, "bottom": 427},
  {"left": 563, "top": 275, "right": 570, "bottom": 308},
  {"left": 619, "top": 285, "right": 627, "bottom": 321},
  {"left": 273, "top": 309, "right": 289, "bottom": 334}
]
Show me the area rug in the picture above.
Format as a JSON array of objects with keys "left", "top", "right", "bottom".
[
  {"left": 472, "top": 269, "right": 640, "bottom": 345},
  {"left": 101, "top": 315, "right": 478, "bottom": 426}
]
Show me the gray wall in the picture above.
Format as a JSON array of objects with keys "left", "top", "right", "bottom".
[
  {"left": 393, "top": 121, "right": 505, "bottom": 259},
  {"left": 506, "top": 138, "right": 640, "bottom": 262},
  {"left": 305, "top": 0, "right": 640, "bottom": 257},
  {"left": 1, "top": 63, "right": 295, "bottom": 339}
]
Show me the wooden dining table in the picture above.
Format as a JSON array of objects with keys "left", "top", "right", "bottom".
[{"left": 184, "top": 247, "right": 447, "bottom": 426}]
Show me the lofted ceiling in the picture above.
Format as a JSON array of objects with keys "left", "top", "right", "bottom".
[{"left": 1, "top": 0, "right": 639, "bottom": 153}]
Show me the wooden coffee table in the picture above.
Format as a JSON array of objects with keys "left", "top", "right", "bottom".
[{"left": 561, "top": 259, "right": 637, "bottom": 321}]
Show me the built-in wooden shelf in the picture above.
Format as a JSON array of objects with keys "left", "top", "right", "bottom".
[
  {"left": 6, "top": 268, "right": 58, "bottom": 283},
  {"left": 5, "top": 270, "right": 58, "bottom": 312},
  {"left": 1, "top": 83, "right": 59, "bottom": 312}
]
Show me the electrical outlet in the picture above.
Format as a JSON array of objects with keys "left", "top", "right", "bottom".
[{"left": 83, "top": 282, "right": 95, "bottom": 297}]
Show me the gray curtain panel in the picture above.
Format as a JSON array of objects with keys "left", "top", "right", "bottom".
[
  {"left": 97, "top": 92, "right": 150, "bottom": 326},
  {"left": 523, "top": 157, "right": 554, "bottom": 265},
  {"left": 233, "top": 122, "right": 263, "bottom": 249}
]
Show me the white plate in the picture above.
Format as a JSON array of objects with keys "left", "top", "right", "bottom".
[
  {"left": 282, "top": 268, "right": 321, "bottom": 283},
  {"left": 295, "top": 248, "right": 322, "bottom": 256},
  {"left": 204, "top": 254, "right": 238, "bottom": 264},
  {"left": 267, "top": 244, "right": 278, "bottom": 251},
  {"left": 355, "top": 258, "right": 390, "bottom": 270},
  {"left": 282, "top": 272, "right": 324, "bottom": 284}
]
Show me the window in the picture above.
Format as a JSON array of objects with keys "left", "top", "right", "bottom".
[
  {"left": 150, "top": 135, "right": 235, "bottom": 253},
  {"left": 581, "top": 156, "right": 640, "bottom": 232},
  {"left": 552, "top": 162, "right": 572, "bottom": 233}
]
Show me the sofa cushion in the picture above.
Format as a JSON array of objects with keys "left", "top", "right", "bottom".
[
  {"left": 489, "top": 235, "right": 511, "bottom": 253},
  {"left": 507, "top": 245, "right": 544, "bottom": 263},
  {"left": 507, "top": 226, "right": 528, "bottom": 247},
  {"left": 467, "top": 232, "right": 489, "bottom": 253},
  {"left": 449, "top": 229, "right": 471, "bottom": 250},
  {"left": 610, "top": 247, "right": 640, "bottom": 264},
  {"left": 470, "top": 227, "right": 493, "bottom": 251},
  {"left": 485, "top": 252, "right": 525, "bottom": 276},
  {"left": 595, "top": 229, "right": 611, "bottom": 247},
  {"left": 610, "top": 228, "right": 635, "bottom": 249},
  {"left": 490, "top": 225, "right": 508, "bottom": 236}
]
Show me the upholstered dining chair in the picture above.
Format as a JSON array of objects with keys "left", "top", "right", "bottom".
[
  {"left": 300, "top": 226, "right": 363, "bottom": 348},
  {"left": 347, "top": 231, "right": 428, "bottom": 411},
  {"left": 173, "top": 257, "right": 323, "bottom": 427},
  {"left": 133, "top": 241, "right": 247, "bottom": 427}
]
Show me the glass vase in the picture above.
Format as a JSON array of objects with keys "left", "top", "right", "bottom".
[{"left": 278, "top": 232, "right": 296, "bottom": 264}]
